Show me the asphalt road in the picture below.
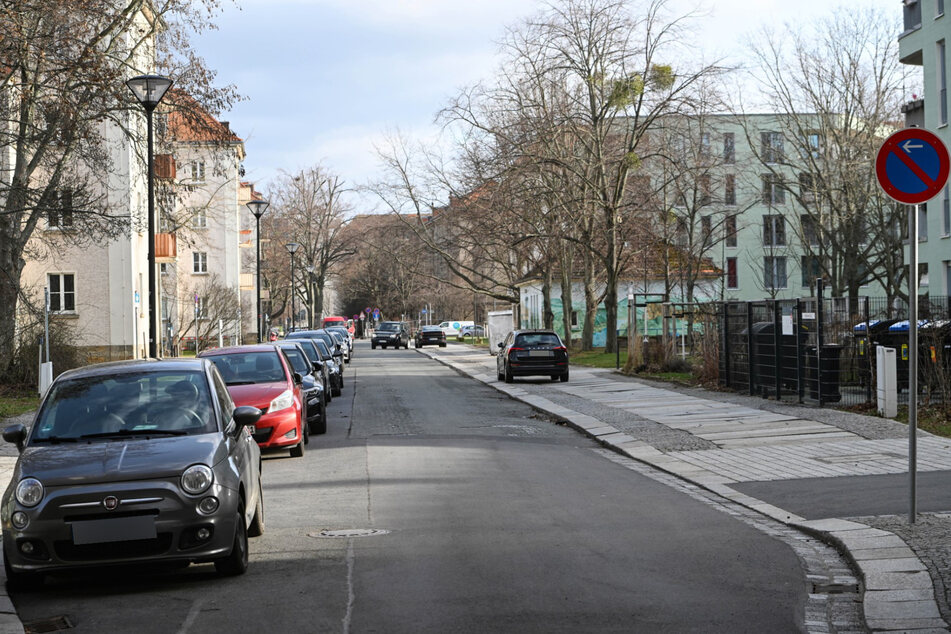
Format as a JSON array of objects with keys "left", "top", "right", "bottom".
[{"left": 12, "top": 341, "right": 809, "bottom": 633}]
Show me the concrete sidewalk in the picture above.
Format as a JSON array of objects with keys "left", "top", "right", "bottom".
[{"left": 420, "top": 344, "right": 951, "bottom": 633}]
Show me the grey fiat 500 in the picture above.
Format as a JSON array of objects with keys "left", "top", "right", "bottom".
[{"left": 0, "top": 358, "right": 264, "bottom": 589}]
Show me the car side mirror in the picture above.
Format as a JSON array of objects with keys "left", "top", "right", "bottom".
[
  {"left": 497, "top": 342, "right": 504, "bottom": 349},
  {"left": 293, "top": 372, "right": 303, "bottom": 385},
  {"left": 233, "top": 406, "right": 262, "bottom": 428},
  {"left": 313, "top": 361, "right": 323, "bottom": 372},
  {"left": 2, "top": 423, "right": 26, "bottom": 452}
]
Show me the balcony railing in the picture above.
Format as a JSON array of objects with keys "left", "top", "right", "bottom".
[{"left": 155, "top": 233, "right": 177, "bottom": 262}]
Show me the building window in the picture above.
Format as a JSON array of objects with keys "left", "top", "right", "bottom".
[
  {"left": 48, "top": 273, "right": 75, "bottom": 312},
  {"left": 700, "top": 133, "right": 711, "bottom": 157},
  {"left": 160, "top": 263, "right": 168, "bottom": 275},
  {"left": 940, "top": 0, "right": 946, "bottom": 17},
  {"left": 919, "top": 204, "right": 929, "bottom": 241},
  {"left": 701, "top": 215, "right": 712, "bottom": 243},
  {"left": 725, "top": 214, "right": 737, "bottom": 247},
  {"left": 761, "top": 131, "right": 784, "bottom": 164},
  {"left": 763, "top": 215, "right": 786, "bottom": 246},
  {"left": 48, "top": 190, "right": 74, "bottom": 229},
  {"left": 905, "top": 0, "right": 922, "bottom": 31},
  {"left": 804, "top": 133, "right": 822, "bottom": 159},
  {"left": 940, "top": 40, "right": 948, "bottom": 125},
  {"left": 195, "top": 295, "right": 207, "bottom": 320},
  {"left": 699, "top": 174, "right": 712, "bottom": 206},
  {"left": 570, "top": 310, "right": 578, "bottom": 328},
  {"left": 801, "top": 255, "right": 821, "bottom": 287},
  {"left": 726, "top": 257, "right": 738, "bottom": 289},
  {"left": 946, "top": 261, "right": 951, "bottom": 296},
  {"left": 191, "top": 161, "right": 205, "bottom": 182},
  {"left": 724, "top": 174, "right": 736, "bottom": 206},
  {"left": 920, "top": 263, "right": 930, "bottom": 287},
  {"left": 799, "top": 173, "right": 815, "bottom": 204},
  {"left": 723, "top": 132, "right": 735, "bottom": 164},
  {"left": 192, "top": 209, "right": 207, "bottom": 228},
  {"left": 193, "top": 252, "right": 207, "bottom": 274},
  {"left": 762, "top": 174, "right": 785, "bottom": 205},
  {"left": 801, "top": 214, "right": 818, "bottom": 246},
  {"left": 764, "top": 256, "right": 787, "bottom": 289}
]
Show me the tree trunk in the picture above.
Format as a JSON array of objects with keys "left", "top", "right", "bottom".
[
  {"left": 560, "top": 259, "right": 574, "bottom": 349},
  {"left": 542, "top": 266, "right": 554, "bottom": 329},
  {"left": 581, "top": 251, "right": 597, "bottom": 351}
]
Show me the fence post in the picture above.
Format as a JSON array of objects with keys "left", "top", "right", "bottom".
[
  {"left": 747, "top": 301, "right": 755, "bottom": 395},
  {"left": 816, "top": 278, "right": 824, "bottom": 407},
  {"left": 864, "top": 296, "right": 872, "bottom": 405},
  {"left": 773, "top": 300, "right": 782, "bottom": 400},
  {"left": 796, "top": 299, "right": 804, "bottom": 403},
  {"left": 721, "top": 303, "right": 730, "bottom": 388}
]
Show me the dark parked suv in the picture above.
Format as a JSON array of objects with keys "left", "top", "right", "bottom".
[
  {"left": 496, "top": 329, "right": 569, "bottom": 383},
  {"left": 371, "top": 321, "right": 409, "bottom": 349}
]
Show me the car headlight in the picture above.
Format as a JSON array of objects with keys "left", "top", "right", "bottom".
[
  {"left": 15, "top": 478, "right": 43, "bottom": 507},
  {"left": 181, "top": 464, "right": 214, "bottom": 495},
  {"left": 269, "top": 389, "right": 294, "bottom": 413}
]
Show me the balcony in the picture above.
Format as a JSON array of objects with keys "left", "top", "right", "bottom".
[
  {"left": 240, "top": 272, "right": 254, "bottom": 291},
  {"left": 155, "top": 233, "right": 177, "bottom": 262}
]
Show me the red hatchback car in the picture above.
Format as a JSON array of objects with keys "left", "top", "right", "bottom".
[{"left": 198, "top": 345, "right": 307, "bottom": 457}]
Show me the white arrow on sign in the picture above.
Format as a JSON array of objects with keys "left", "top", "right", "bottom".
[{"left": 902, "top": 140, "right": 924, "bottom": 152}]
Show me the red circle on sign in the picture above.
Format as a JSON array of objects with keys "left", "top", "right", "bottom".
[{"left": 875, "top": 128, "right": 950, "bottom": 204}]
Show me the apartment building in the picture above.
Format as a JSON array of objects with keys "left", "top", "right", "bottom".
[{"left": 900, "top": 0, "right": 951, "bottom": 298}]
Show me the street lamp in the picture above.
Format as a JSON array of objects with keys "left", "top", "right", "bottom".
[
  {"left": 305, "top": 265, "right": 315, "bottom": 328},
  {"left": 285, "top": 242, "right": 300, "bottom": 332},
  {"left": 246, "top": 199, "right": 269, "bottom": 342},
  {"left": 126, "top": 74, "right": 173, "bottom": 358}
]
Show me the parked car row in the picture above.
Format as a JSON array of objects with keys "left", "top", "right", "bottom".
[{"left": 0, "top": 328, "right": 356, "bottom": 590}]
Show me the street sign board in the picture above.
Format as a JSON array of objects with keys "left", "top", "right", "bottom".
[{"left": 875, "top": 128, "right": 950, "bottom": 204}]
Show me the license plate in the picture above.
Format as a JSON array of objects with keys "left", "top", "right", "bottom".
[
  {"left": 529, "top": 350, "right": 554, "bottom": 358},
  {"left": 71, "top": 515, "right": 156, "bottom": 545}
]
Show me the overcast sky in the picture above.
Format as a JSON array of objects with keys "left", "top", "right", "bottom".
[{"left": 196, "top": 0, "right": 895, "bottom": 211}]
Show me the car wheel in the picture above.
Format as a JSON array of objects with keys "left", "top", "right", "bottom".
[
  {"left": 439, "top": 343, "right": 446, "bottom": 348},
  {"left": 332, "top": 381, "right": 341, "bottom": 397},
  {"left": 4, "top": 548, "right": 44, "bottom": 591},
  {"left": 248, "top": 481, "right": 265, "bottom": 538},
  {"left": 215, "top": 505, "right": 249, "bottom": 576},
  {"left": 291, "top": 436, "right": 305, "bottom": 457},
  {"left": 309, "top": 396, "right": 327, "bottom": 435},
  {"left": 551, "top": 375, "right": 559, "bottom": 381},
  {"left": 504, "top": 365, "right": 514, "bottom": 383},
  {"left": 560, "top": 371, "right": 569, "bottom": 382}
]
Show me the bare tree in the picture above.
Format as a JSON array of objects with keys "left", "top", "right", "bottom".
[
  {"left": 0, "top": 0, "right": 239, "bottom": 377},
  {"left": 743, "top": 6, "right": 909, "bottom": 312},
  {"left": 173, "top": 274, "right": 240, "bottom": 355},
  {"left": 268, "top": 166, "right": 357, "bottom": 324}
]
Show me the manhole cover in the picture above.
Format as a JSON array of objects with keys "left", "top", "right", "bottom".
[
  {"left": 311, "top": 528, "right": 390, "bottom": 538},
  {"left": 24, "top": 616, "right": 73, "bottom": 633}
]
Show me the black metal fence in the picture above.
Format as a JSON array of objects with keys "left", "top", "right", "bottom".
[{"left": 716, "top": 294, "right": 951, "bottom": 409}]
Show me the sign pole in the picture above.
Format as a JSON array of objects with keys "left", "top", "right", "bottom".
[
  {"left": 909, "top": 204, "right": 919, "bottom": 524},
  {"left": 875, "top": 127, "right": 950, "bottom": 525}
]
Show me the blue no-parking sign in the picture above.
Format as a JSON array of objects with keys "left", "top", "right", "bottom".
[{"left": 876, "top": 128, "right": 950, "bottom": 204}]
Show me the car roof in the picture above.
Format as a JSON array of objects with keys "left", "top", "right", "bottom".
[
  {"left": 198, "top": 344, "right": 280, "bottom": 356},
  {"left": 421, "top": 325, "right": 442, "bottom": 330},
  {"left": 56, "top": 358, "right": 209, "bottom": 381}
]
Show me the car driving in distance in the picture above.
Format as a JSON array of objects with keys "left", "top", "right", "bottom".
[
  {"left": 1, "top": 358, "right": 265, "bottom": 589},
  {"left": 198, "top": 345, "right": 307, "bottom": 457},
  {"left": 496, "top": 329, "right": 570, "bottom": 383},
  {"left": 415, "top": 325, "right": 447, "bottom": 348},
  {"left": 371, "top": 321, "right": 409, "bottom": 349}
]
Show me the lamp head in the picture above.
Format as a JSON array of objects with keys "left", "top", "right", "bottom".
[
  {"left": 126, "top": 75, "right": 173, "bottom": 111},
  {"left": 247, "top": 199, "right": 269, "bottom": 219},
  {"left": 285, "top": 242, "right": 300, "bottom": 255}
]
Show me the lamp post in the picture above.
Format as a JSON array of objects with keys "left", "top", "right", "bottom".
[
  {"left": 126, "top": 74, "right": 173, "bottom": 358},
  {"left": 305, "top": 265, "right": 315, "bottom": 328},
  {"left": 246, "top": 199, "right": 269, "bottom": 342},
  {"left": 285, "top": 242, "right": 300, "bottom": 332}
]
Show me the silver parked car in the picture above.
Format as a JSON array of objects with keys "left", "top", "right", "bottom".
[{"left": 1, "top": 358, "right": 264, "bottom": 589}]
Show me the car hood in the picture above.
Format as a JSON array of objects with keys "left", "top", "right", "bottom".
[
  {"left": 227, "top": 382, "right": 288, "bottom": 408},
  {"left": 15, "top": 435, "right": 227, "bottom": 487}
]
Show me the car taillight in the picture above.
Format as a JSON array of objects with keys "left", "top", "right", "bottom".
[
  {"left": 508, "top": 347, "right": 523, "bottom": 357},
  {"left": 554, "top": 346, "right": 567, "bottom": 351}
]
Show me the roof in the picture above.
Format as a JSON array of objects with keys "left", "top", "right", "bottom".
[{"left": 164, "top": 89, "right": 243, "bottom": 145}]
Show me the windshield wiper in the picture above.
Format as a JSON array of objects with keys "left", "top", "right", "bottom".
[
  {"left": 32, "top": 435, "right": 79, "bottom": 443},
  {"left": 226, "top": 380, "right": 256, "bottom": 386},
  {"left": 80, "top": 429, "right": 188, "bottom": 439}
]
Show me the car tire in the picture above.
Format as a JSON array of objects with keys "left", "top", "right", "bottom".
[
  {"left": 403, "top": 341, "right": 409, "bottom": 349},
  {"left": 3, "top": 549, "right": 44, "bottom": 591},
  {"left": 504, "top": 365, "right": 513, "bottom": 383},
  {"left": 371, "top": 343, "right": 376, "bottom": 349},
  {"left": 302, "top": 407, "right": 309, "bottom": 445},
  {"left": 439, "top": 343, "right": 446, "bottom": 348},
  {"left": 215, "top": 506, "right": 249, "bottom": 576},
  {"left": 248, "top": 481, "right": 265, "bottom": 538},
  {"left": 497, "top": 369, "right": 504, "bottom": 381},
  {"left": 332, "top": 382, "right": 341, "bottom": 397},
  {"left": 551, "top": 375, "right": 559, "bottom": 381},
  {"left": 291, "top": 436, "right": 305, "bottom": 458},
  {"left": 309, "top": 396, "right": 327, "bottom": 435},
  {"left": 560, "top": 371, "right": 569, "bottom": 382}
]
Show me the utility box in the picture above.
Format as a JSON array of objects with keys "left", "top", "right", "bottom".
[
  {"left": 877, "top": 346, "right": 897, "bottom": 418},
  {"left": 487, "top": 310, "right": 514, "bottom": 355}
]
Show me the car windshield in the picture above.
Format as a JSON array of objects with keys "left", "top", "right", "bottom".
[
  {"left": 378, "top": 322, "right": 400, "bottom": 332},
  {"left": 314, "top": 339, "right": 332, "bottom": 360},
  {"left": 297, "top": 340, "right": 320, "bottom": 364},
  {"left": 32, "top": 370, "right": 216, "bottom": 441},
  {"left": 280, "top": 347, "right": 310, "bottom": 374},
  {"left": 515, "top": 333, "right": 562, "bottom": 347},
  {"left": 202, "top": 351, "right": 287, "bottom": 385}
]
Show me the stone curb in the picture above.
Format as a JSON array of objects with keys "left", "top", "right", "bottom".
[{"left": 417, "top": 346, "right": 949, "bottom": 633}]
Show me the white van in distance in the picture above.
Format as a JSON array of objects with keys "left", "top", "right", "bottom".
[{"left": 438, "top": 320, "right": 474, "bottom": 337}]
